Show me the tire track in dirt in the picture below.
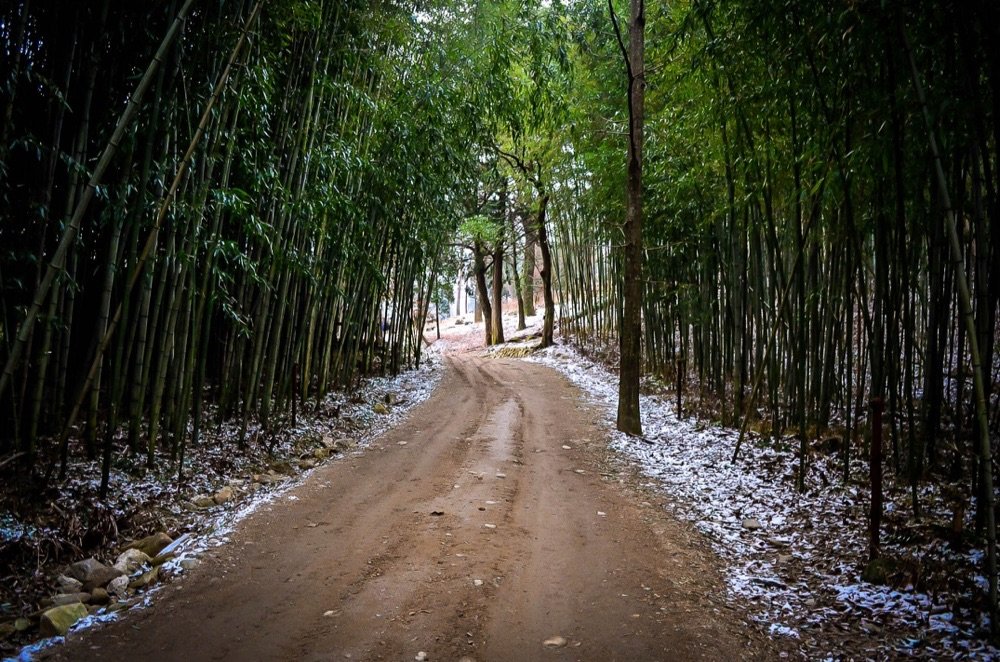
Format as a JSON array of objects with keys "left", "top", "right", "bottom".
[{"left": 42, "top": 350, "right": 772, "bottom": 661}]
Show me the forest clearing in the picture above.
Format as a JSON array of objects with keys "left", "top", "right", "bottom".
[{"left": 2, "top": 0, "right": 1000, "bottom": 659}]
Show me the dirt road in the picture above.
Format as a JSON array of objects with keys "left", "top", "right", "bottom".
[{"left": 45, "top": 349, "right": 769, "bottom": 661}]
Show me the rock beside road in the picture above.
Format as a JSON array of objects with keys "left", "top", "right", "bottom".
[
  {"left": 334, "top": 437, "right": 356, "bottom": 452},
  {"left": 107, "top": 575, "right": 129, "bottom": 598},
  {"left": 213, "top": 485, "right": 234, "bottom": 505},
  {"left": 65, "top": 558, "right": 124, "bottom": 593},
  {"left": 192, "top": 495, "right": 217, "bottom": 509},
  {"left": 55, "top": 575, "right": 83, "bottom": 594},
  {"left": 128, "top": 566, "right": 159, "bottom": 590},
  {"left": 45, "top": 593, "right": 91, "bottom": 608},
  {"left": 126, "top": 532, "right": 173, "bottom": 558},
  {"left": 39, "top": 603, "right": 89, "bottom": 637},
  {"left": 114, "top": 549, "right": 151, "bottom": 575}
]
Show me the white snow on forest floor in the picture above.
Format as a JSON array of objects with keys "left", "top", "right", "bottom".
[
  {"left": 9, "top": 309, "right": 997, "bottom": 661},
  {"left": 159, "top": 348, "right": 445, "bottom": 570},
  {"left": 524, "top": 337, "right": 1000, "bottom": 660},
  {"left": 6, "top": 346, "right": 444, "bottom": 661}
]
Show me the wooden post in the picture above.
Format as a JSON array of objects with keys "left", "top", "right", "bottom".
[{"left": 869, "top": 397, "right": 884, "bottom": 561}]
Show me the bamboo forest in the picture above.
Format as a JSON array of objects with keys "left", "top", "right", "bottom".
[{"left": 2, "top": 1, "right": 999, "bottom": 659}]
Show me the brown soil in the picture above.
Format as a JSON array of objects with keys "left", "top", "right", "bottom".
[{"left": 43, "top": 347, "right": 773, "bottom": 661}]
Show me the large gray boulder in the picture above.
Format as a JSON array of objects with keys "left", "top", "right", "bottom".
[{"left": 65, "top": 558, "right": 124, "bottom": 592}]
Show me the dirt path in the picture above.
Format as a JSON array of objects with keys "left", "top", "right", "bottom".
[{"left": 44, "top": 349, "right": 770, "bottom": 661}]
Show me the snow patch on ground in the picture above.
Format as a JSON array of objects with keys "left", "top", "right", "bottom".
[
  {"left": 5, "top": 347, "right": 443, "bottom": 660},
  {"left": 167, "top": 353, "right": 444, "bottom": 567},
  {"left": 528, "top": 340, "right": 999, "bottom": 660}
]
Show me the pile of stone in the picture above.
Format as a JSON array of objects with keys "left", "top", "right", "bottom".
[
  {"left": 280, "top": 435, "right": 357, "bottom": 474},
  {"left": 189, "top": 483, "right": 240, "bottom": 509},
  {"left": 8, "top": 532, "right": 177, "bottom": 640},
  {"left": 3, "top": 433, "right": 365, "bottom": 647},
  {"left": 186, "top": 437, "right": 358, "bottom": 507}
]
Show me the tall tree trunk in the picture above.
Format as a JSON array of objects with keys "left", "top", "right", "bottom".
[
  {"left": 521, "top": 215, "right": 537, "bottom": 317},
  {"left": 473, "top": 241, "right": 493, "bottom": 346},
  {"left": 536, "top": 193, "right": 555, "bottom": 348},
  {"left": 497, "top": 151, "right": 553, "bottom": 346},
  {"left": 510, "top": 209, "right": 527, "bottom": 331},
  {"left": 491, "top": 241, "right": 505, "bottom": 344},
  {"left": 610, "top": 0, "right": 645, "bottom": 435},
  {"left": 904, "top": 27, "right": 998, "bottom": 630}
]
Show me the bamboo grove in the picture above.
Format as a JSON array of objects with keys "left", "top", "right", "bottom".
[
  {"left": 554, "top": 0, "right": 1000, "bottom": 542},
  {"left": 0, "top": 1, "right": 485, "bottom": 489},
  {"left": 3, "top": 0, "right": 1000, "bottom": 623}
]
